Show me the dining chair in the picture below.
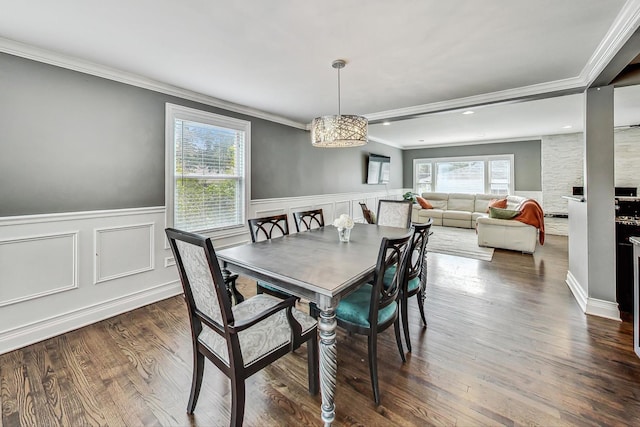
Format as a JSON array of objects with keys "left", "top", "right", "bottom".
[
  {"left": 384, "top": 219, "right": 433, "bottom": 352},
  {"left": 248, "top": 214, "right": 295, "bottom": 299},
  {"left": 335, "top": 229, "right": 413, "bottom": 405},
  {"left": 359, "top": 202, "right": 376, "bottom": 224},
  {"left": 165, "top": 228, "right": 318, "bottom": 427},
  {"left": 376, "top": 199, "right": 412, "bottom": 229},
  {"left": 293, "top": 209, "right": 325, "bottom": 232},
  {"left": 292, "top": 209, "right": 325, "bottom": 318}
]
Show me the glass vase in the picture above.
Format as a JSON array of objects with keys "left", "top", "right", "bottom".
[{"left": 337, "top": 227, "right": 352, "bottom": 243}]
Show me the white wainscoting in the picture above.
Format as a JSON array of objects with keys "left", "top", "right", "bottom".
[
  {"left": 95, "top": 223, "right": 155, "bottom": 284},
  {"left": 0, "top": 207, "right": 179, "bottom": 354},
  {"left": 0, "top": 188, "right": 407, "bottom": 354},
  {"left": 0, "top": 231, "right": 78, "bottom": 307},
  {"left": 251, "top": 189, "right": 406, "bottom": 229}
]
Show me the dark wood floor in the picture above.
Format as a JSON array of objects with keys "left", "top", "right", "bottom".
[{"left": 3, "top": 235, "right": 640, "bottom": 426}]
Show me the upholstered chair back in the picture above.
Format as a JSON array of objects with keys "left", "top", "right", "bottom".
[{"left": 376, "top": 199, "right": 412, "bottom": 228}]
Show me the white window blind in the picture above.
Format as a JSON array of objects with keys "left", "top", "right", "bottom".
[{"left": 166, "top": 104, "right": 250, "bottom": 234}]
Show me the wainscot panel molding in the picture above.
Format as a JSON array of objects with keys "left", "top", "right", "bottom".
[
  {"left": 0, "top": 207, "right": 178, "bottom": 354},
  {"left": 0, "top": 231, "right": 78, "bottom": 307},
  {"left": 94, "top": 223, "right": 155, "bottom": 284}
]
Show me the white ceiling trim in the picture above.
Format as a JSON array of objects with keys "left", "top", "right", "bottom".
[
  {"left": 581, "top": 0, "right": 640, "bottom": 85},
  {"left": 366, "top": 135, "right": 403, "bottom": 149},
  {"left": 362, "top": 75, "right": 586, "bottom": 123},
  {"left": 0, "top": 36, "right": 308, "bottom": 130},
  {"left": 402, "top": 135, "right": 547, "bottom": 151}
]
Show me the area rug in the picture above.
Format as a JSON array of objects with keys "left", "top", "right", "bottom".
[{"left": 427, "top": 225, "right": 494, "bottom": 261}]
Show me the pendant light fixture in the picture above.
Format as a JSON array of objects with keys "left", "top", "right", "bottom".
[{"left": 311, "top": 59, "right": 368, "bottom": 147}]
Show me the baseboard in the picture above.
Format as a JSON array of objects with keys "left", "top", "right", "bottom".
[
  {"left": 566, "top": 271, "right": 621, "bottom": 321},
  {"left": 566, "top": 271, "right": 587, "bottom": 312},
  {"left": 585, "top": 298, "right": 621, "bottom": 321},
  {"left": 0, "top": 280, "right": 182, "bottom": 355}
]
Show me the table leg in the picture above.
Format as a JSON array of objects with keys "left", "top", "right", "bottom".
[
  {"left": 221, "top": 264, "right": 243, "bottom": 304},
  {"left": 318, "top": 307, "right": 337, "bottom": 426}
]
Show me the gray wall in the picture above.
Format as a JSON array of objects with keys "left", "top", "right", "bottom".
[
  {"left": 251, "top": 124, "right": 402, "bottom": 199},
  {"left": 402, "top": 140, "right": 542, "bottom": 191},
  {"left": 0, "top": 53, "right": 402, "bottom": 216}
]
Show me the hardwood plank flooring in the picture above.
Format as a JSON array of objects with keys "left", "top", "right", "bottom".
[{"left": 3, "top": 235, "right": 640, "bottom": 426}]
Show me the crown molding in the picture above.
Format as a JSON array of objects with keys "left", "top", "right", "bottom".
[
  {"left": 401, "top": 136, "right": 545, "bottom": 151},
  {"left": 581, "top": 0, "right": 640, "bottom": 86},
  {"left": 366, "top": 135, "right": 403, "bottom": 149},
  {"left": 362, "top": 75, "right": 586, "bottom": 122},
  {"left": 0, "top": 37, "right": 307, "bottom": 130}
]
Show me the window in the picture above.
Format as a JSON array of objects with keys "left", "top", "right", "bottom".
[
  {"left": 413, "top": 155, "right": 514, "bottom": 195},
  {"left": 166, "top": 104, "right": 250, "bottom": 234},
  {"left": 415, "top": 162, "right": 432, "bottom": 193}
]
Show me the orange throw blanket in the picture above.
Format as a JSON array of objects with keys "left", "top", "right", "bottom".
[{"left": 515, "top": 199, "right": 545, "bottom": 245}]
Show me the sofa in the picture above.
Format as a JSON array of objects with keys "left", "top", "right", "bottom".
[
  {"left": 411, "top": 192, "right": 539, "bottom": 253},
  {"left": 411, "top": 192, "right": 497, "bottom": 228}
]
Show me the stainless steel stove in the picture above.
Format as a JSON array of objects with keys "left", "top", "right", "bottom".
[
  {"left": 616, "top": 216, "right": 640, "bottom": 226},
  {"left": 616, "top": 200, "right": 640, "bottom": 313}
]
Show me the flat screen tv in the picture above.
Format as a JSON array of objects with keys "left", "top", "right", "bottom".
[{"left": 367, "top": 153, "right": 391, "bottom": 184}]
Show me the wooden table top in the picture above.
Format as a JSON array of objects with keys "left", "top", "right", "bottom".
[{"left": 217, "top": 223, "right": 411, "bottom": 303}]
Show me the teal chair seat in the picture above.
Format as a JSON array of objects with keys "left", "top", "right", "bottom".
[
  {"left": 383, "top": 265, "right": 420, "bottom": 292},
  {"left": 336, "top": 284, "right": 397, "bottom": 328},
  {"left": 258, "top": 280, "right": 279, "bottom": 293}
]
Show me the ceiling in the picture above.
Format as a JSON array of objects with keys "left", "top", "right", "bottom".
[{"left": 1, "top": 0, "right": 640, "bottom": 149}]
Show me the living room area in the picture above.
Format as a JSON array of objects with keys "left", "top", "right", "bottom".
[{"left": 3, "top": 2, "right": 640, "bottom": 426}]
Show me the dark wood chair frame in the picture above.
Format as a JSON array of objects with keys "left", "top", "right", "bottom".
[
  {"left": 248, "top": 213, "right": 290, "bottom": 242},
  {"left": 401, "top": 219, "right": 433, "bottom": 352},
  {"left": 359, "top": 202, "right": 375, "bottom": 224},
  {"left": 376, "top": 199, "right": 413, "bottom": 228},
  {"left": 292, "top": 209, "right": 325, "bottom": 232},
  {"left": 165, "top": 228, "right": 318, "bottom": 427},
  {"left": 336, "top": 230, "right": 413, "bottom": 405},
  {"left": 248, "top": 214, "right": 296, "bottom": 300},
  {"left": 292, "top": 209, "right": 326, "bottom": 318}
]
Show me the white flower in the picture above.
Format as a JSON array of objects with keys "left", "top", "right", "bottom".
[{"left": 333, "top": 214, "right": 354, "bottom": 229}]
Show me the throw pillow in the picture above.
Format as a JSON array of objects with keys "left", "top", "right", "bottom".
[
  {"left": 486, "top": 198, "right": 507, "bottom": 212},
  {"left": 489, "top": 207, "right": 520, "bottom": 220},
  {"left": 416, "top": 196, "right": 433, "bottom": 209}
]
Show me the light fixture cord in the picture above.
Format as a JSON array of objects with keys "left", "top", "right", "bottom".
[{"left": 337, "top": 66, "right": 341, "bottom": 116}]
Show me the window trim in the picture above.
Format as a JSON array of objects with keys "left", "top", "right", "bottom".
[
  {"left": 165, "top": 103, "right": 251, "bottom": 238},
  {"left": 413, "top": 154, "right": 514, "bottom": 195}
]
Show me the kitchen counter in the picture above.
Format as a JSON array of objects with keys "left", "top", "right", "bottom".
[{"left": 562, "top": 195, "right": 585, "bottom": 202}]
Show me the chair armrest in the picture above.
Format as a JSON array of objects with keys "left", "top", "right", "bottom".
[{"left": 228, "top": 296, "right": 298, "bottom": 333}]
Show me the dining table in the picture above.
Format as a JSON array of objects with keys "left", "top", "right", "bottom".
[{"left": 216, "top": 222, "right": 410, "bottom": 426}]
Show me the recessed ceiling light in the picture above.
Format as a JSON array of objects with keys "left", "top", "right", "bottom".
[
  {"left": 382, "top": 121, "right": 391, "bottom": 126},
  {"left": 562, "top": 125, "right": 573, "bottom": 129},
  {"left": 462, "top": 110, "right": 475, "bottom": 115}
]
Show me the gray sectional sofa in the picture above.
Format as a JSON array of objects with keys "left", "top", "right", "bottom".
[
  {"left": 411, "top": 192, "right": 539, "bottom": 253},
  {"left": 411, "top": 192, "right": 498, "bottom": 228}
]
